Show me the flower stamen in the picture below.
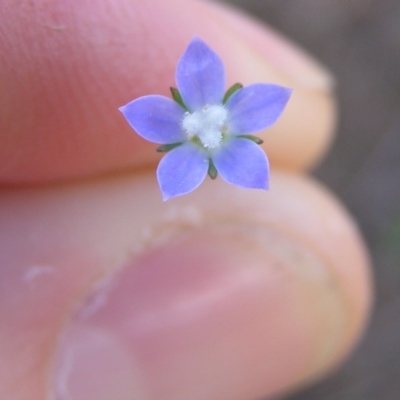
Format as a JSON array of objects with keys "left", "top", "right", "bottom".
[{"left": 182, "top": 104, "right": 228, "bottom": 149}]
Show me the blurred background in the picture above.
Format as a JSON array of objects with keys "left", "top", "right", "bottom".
[{"left": 220, "top": 1, "right": 400, "bottom": 399}]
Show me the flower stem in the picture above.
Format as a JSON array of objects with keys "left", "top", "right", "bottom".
[
  {"left": 222, "top": 83, "right": 243, "bottom": 104},
  {"left": 237, "top": 135, "right": 264, "bottom": 145},
  {"left": 156, "top": 143, "right": 183, "bottom": 152},
  {"left": 208, "top": 159, "right": 218, "bottom": 180},
  {"left": 170, "top": 87, "right": 189, "bottom": 111}
]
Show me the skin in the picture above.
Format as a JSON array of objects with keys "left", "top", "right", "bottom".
[{"left": 0, "top": 1, "right": 372, "bottom": 399}]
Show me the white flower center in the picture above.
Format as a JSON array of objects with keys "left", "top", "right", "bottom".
[{"left": 182, "top": 104, "right": 228, "bottom": 149}]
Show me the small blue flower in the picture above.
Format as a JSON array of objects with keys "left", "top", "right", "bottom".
[{"left": 119, "top": 37, "right": 292, "bottom": 200}]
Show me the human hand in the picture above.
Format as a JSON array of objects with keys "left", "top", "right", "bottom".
[{"left": 0, "top": 1, "right": 372, "bottom": 399}]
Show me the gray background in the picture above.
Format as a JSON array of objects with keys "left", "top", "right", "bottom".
[{"left": 222, "top": 1, "right": 400, "bottom": 399}]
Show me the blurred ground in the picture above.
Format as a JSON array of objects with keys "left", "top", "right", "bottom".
[{"left": 222, "top": 1, "right": 400, "bottom": 399}]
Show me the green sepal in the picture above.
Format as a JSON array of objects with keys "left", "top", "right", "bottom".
[
  {"left": 237, "top": 135, "right": 264, "bottom": 145},
  {"left": 156, "top": 142, "right": 182, "bottom": 152},
  {"left": 222, "top": 83, "right": 243, "bottom": 104},
  {"left": 170, "top": 87, "right": 189, "bottom": 111},
  {"left": 208, "top": 159, "right": 218, "bottom": 180}
]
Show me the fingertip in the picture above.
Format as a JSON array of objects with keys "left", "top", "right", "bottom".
[
  {"left": 1, "top": 0, "right": 337, "bottom": 184},
  {"left": 0, "top": 171, "right": 371, "bottom": 399},
  {"left": 50, "top": 223, "right": 352, "bottom": 400},
  {"left": 264, "top": 87, "right": 337, "bottom": 171}
]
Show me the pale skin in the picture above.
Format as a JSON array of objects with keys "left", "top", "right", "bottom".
[{"left": 0, "top": 1, "right": 372, "bottom": 399}]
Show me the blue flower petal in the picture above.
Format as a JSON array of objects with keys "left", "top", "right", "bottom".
[
  {"left": 157, "top": 142, "right": 209, "bottom": 200},
  {"left": 176, "top": 37, "right": 225, "bottom": 111},
  {"left": 226, "top": 84, "right": 292, "bottom": 135},
  {"left": 213, "top": 138, "right": 269, "bottom": 189},
  {"left": 119, "top": 95, "right": 186, "bottom": 144}
]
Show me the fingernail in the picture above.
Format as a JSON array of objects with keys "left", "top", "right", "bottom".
[
  {"left": 208, "top": 2, "right": 335, "bottom": 90},
  {"left": 50, "top": 224, "right": 347, "bottom": 400}
]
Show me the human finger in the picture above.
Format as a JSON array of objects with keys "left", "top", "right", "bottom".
[
  {"left": 0, "top": 171, "right": 371, "bottom": 399},
  {"left": 0, "top": 0, "right": 335, "bottom": 184}
]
